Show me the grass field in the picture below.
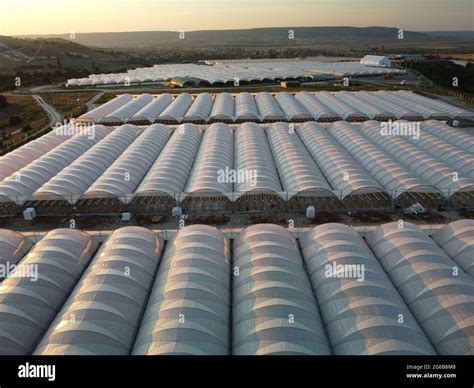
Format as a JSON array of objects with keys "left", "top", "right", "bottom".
[
  {"left": 39, "top": 91, "right": 98, "bottom": 118},
  {"left": 0, "top": 94, "right": 49, "bottom": 146}
]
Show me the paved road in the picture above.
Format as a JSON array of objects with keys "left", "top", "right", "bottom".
[
  {"left": 0, "top": 94, "right": 63, "bottom": 155},
  {"left": 29, "top": 84, "right": 56, "bottom": 94},
  {"left": 32, "top": 94, "right": 63, "bottom": 128},
  {"left": 85, "top": 92, "right": 104, "bottom": 112}
]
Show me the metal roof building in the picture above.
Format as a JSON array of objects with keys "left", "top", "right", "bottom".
[
  {"left": 83, "top": 124, "right": 172, "bottom": 203},
  {"left": 402, "top": 122, "right": 474, "bottom": 179},
  {"left": 0, "top": 229, "right": 33, "bottom": 279},
  {"left": 376, "top": 91, "right": 447, "bottom": 120},
  {"left": 0, "top": 229, "right": 98, "bottom": 355},
  {"left": 0, "top": 126, "right": 110, "bottom": 205},
  {"left": 129, "top": 94, "right": 173, "bottom": 124},
  {"left": 77, "top": 91, "right": 474, "bottom": 124},
  {"left": 275, "top": 92, "right": 313, "bottom": 121},
  {"left": 158, "top": 93, "right": 193, "bottom": 123},
  {"left": 360, "top": 121, "right": 474, "bottom": 199},
  {"left": 0, "top": 129, "right": 70, "bottom": 182},
  {"left": 67, "top": 59, "right": 407, "bottom": 88},
  {"left": 0, "top": 222, "right": 472, "bottom": 355},
  {"left": 360, "top": 55, "right": 391, "bottom": 68},
  {"left": 421, "top": 120, "right": 474, "bottom": 154},
  {"left": 235, "top": 92, "right": 260, "bottom": 122},
  {"left": 316, "top": 91, "right": 367, "bottom": 121},
  {"left": 32, "top": 125, "right": 138, "bottom": 203},
  {"left": 209, "top": 92, "right": 234, "bottom": 122},
  {"left": 255, "top": 92, "right": 286, "bottom": 121},
  {"left": 135, "top": 124, "right": 202, "bottom": 198},
  {"left": 132, "top": 225, "right": 231, "bottom": 355},
  {"left": 35, "top": 227, "right": 163, "bottom": 355},
  {"left": 232, "top": 224, "right": 331, "bottom": 355},
  {"left": 183, "top": 93, "right": 214, "bottom": 122},
  {"left": 79, "top": 94, "right": 133, "bottom": 122},
  {"left": 355, "top": 91, "right": 422, "bottom": 120},
  {"left": 296, "top": 122, "right": 387, "bottom": 204},
  {"left": 327, "top": 121, "right": 440, "bottom": 202},
  {"left": 295, "top": 91, "right": 340, "bottom": 121},
  {"left": 266, "top": 122, "right": 333, "bottom": 199},
  {"left": 398, "top": 90, "right": 473, "bottom": 119},
  {"left": 336, "top": 91, "right": 394, "bottom": 120},
  {"left": 100, "top": 94, "right": 153, "bottom": 125},
  {"left": 234, "top": 122, "right": 282, "bottom": 200},
  {"left": 432, "top": 220, "right": 474, "bottom": 279},
  {"left": 300, "top": 223, "right": 436, "bottom": 355},
  {"left": 234, "top": 123, "right": 283, "bottom": 202},
  {"left": 366, "top": 222, "right": 474, "bottom": 355},
  {"left": 0, "top": 120, "right": 473, "bottom": 213},
  {"left": 184, "top": 123, "right": 234, "bottom": 201}
]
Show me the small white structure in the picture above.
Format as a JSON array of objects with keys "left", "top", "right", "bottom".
[
  {"left": 360, "top": 55, "right": 391, "bottom": 68},
  {"left": 306, "top": 206, "right": 316, "bottom": 219},
  {"left": 66, "top": 79, "right": 80, "bottom": 87},
  {"left": 172, "top": 207, "right": 182, "bottom": 218},
  {"left": 23, "top": 208, "right": 36, "bottom": 220},
  {"left": 121, "top": 212, "right": 131, "bottom": 222}
]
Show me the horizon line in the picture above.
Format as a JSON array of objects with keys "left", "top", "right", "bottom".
[{"left": 11, "top": 25, "right": 474, "bottom": 37}]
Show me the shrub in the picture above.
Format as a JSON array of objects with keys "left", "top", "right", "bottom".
[
  {"left": 8, "top": 116, "right": 21, "bottom": 126},
  {"left": 0, "top": 95, "right": 8, "bottom": 109}
]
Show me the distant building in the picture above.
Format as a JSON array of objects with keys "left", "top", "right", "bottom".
[
  {"left": 360, "top": 55, "right": 391, "bottom": 68},
  {"left": 66, "top": 79, "right": 80, "bottom": 87},
  {"left": 170, "top": 76, "right": 210, "bottom": 88},
  {"left": 390, "top": 54, "right": 425, "bottom": 63}
]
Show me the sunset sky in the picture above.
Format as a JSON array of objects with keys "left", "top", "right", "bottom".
[{"left": 0, "top": 0, "right": 472, "bottom": 36}]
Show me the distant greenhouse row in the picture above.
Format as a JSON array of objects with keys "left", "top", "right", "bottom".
[
  {"left": 0, "top": 120, "right": 473, "bottom": 215},
  {"left": 0, "top": 221, "right": 472, "bottom": 355},
  {"left": 66, "top": 60, "right": 405, "bottom": 87},
  {"left": 78, "top": 91, "right": 474, "bottom": 125}
]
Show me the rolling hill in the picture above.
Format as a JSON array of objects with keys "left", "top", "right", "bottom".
[
  {"left": 18, "top": 27, "right": 473, "bottom": 50},
  {"left": 0, "top": 35, "right": 111, "bottom": 61}
]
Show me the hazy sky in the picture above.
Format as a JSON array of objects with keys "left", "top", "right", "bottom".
[{"left": 0, "top": 0, "right": 472, "bottom": 35}]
